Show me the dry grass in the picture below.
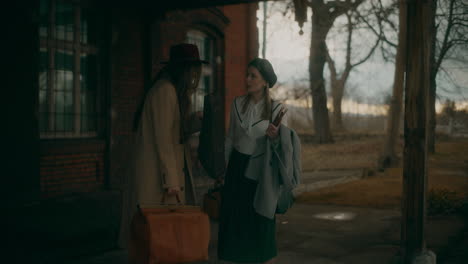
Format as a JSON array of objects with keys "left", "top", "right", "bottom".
[
  {"left": 428, "top": 140, "right": 468, "bottom": 194},
  {"left": 300, "top": 133, "right": 402, "bottom": 171},
  {"left": 297, "top": 137, "right": 468, "bottom": 209}
]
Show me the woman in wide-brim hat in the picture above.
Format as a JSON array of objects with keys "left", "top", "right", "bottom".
[{"left": 119, "top": 43, "right": 207, "bottom": 248}]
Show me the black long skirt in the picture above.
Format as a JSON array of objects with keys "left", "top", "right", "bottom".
[{"left": 217, "top": 148, "right": 277, "bottom": 263}]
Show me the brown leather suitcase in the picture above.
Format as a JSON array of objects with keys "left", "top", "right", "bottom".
[{"left": 128, "top": 204, "right": 210, "bottom": 264}]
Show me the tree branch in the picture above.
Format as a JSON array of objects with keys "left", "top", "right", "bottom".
[
  {"left": 345, "top": 11, "right": 353, "bottom": 71},
  {"left": 326, "top": 0, "right": 365, "bottom": 20},
  {"left": 355, "top": 8, "right": 397, "bottom": 48},
  {"left": 451, "top": 21, "right": 468, "bottom": 28},
  {"left": 351, "top": 32, "right": 380, "bottom": 68},
  {"left": 435, "top": 0, "right": 456, "bottom": 75},
  {"left": 325, "top": 44, "right": 337, "bottom": 80}
]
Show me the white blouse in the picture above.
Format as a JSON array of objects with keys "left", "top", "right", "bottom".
[{"left": 225, "top": 95, "right": 284, "bottom": 163}]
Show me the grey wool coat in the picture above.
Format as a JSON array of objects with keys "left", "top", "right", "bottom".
[{"left": 245, "top": 125, "right": 302, "bottom": 219}]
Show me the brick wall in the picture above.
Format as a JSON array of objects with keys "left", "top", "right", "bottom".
[
  {"left": 38, "top": 10, "right": 145, "bottom": 198},
  {"left": 38, "top": 4, "right": 259, "bottom": 199},
  {"left": 153, "top": 8, "right": 230, "bottom": 202},
  {"left": 21, "top": 3, "right": 260, "bottom": 259},
  {"left": 222, "top": 3, "right": 259, "bottom": 130},
  {"left": 40, "top": 153, "right": 105, "bottom": 198},
  {"left": 108, "top": 12, "right": 145, "bottom": 190},
  {"left": 146, "top": 4, "right": 259, "bottom": 202}
]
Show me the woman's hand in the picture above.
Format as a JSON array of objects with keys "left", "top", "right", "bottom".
[
  {"left": 266, "top": 123, "right": 279, "bottom": 139},
  {"left": 215, "top": 176, "right": 224, "bottom": 186}
]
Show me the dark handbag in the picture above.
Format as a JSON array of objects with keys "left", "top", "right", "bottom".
[
  {"left": 203, "top": 186, "right": 222, "bottom": 220},
  {"left": 276, "top": 185, "right": 295, "bottom": 214},
  {"left": 198, "top": 94, "right": 226, "bottom": 179}
]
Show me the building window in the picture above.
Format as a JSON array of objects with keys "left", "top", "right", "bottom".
[
  {"left": 39, "top": 0, "right": 100, "bottom": 138},
  {"left": 186, "top": 30, "right": 214, "bottom": 113}
]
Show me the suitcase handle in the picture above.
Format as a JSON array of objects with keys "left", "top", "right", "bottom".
[{"left": 136, "top": 193, "right": 183, "bottom": 214}]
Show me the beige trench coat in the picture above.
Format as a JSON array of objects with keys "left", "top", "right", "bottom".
[{"left": 133, "top": 78, "right": 196, "bottom": 205}]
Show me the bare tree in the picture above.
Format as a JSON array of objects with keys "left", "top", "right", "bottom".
[
  {"left": 352, "top": 2, "right": 404, "bottom": 165},
  {"left": 306, "top": 0, "right": 364, "bottom": 143},
  {"left": 259, "top": 1, "right": 286, "bottom": 59},
  {"left": 288, "top": 80, "right": 314, "bottom": 125},
  {"left": 428, "top": 0, "right": 468, "bottom": 153},
  {"left": 325, "top": 9, "right": 380, "bottom": 131},
  {"left": 379, "top": 1, "right": 406, "bottom": 169}
]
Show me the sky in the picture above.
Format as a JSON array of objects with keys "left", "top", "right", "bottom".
[{"left": 256, "top": 1, "right": 468, "bottom": 114}]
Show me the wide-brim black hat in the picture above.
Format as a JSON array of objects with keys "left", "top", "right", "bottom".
[{"left": 161, "top": 43, "right": 209, "bottom": 64}]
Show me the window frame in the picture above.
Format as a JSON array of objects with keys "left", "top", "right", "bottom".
[
  {"left": 186, "top": 29, "right": 215, "bottom": 113},
  {"left": 39, "top": 0, "right": 100, "bottom": 139}
]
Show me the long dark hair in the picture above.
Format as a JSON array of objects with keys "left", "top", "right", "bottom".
[{"left": 133, "top": 61, "right": 201, "bottom": 142}]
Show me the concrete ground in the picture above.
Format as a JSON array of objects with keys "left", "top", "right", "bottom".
[
  {"left": 60, "top": 169, "right": 468, "bottom": 264},
  {"left": 68, "top": 202, "right": 466, "bottom": 264},
  {"left": 293, "top": 169, "right": 366, "bottom": 196},
  {"left": 64, "top": 169, "right": 468, "bottom": 264}
]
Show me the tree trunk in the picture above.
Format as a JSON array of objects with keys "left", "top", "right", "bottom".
[
  {"left": 379, "top": 2, "right": 407, "bottom": 169},
  {"left": 427, "top": 0, "right": 437, "bottom": 154},
  {"left": 309, "top": 12, "right": 334, "bottom": 143},
  {"left": 332, "top": 79, "right": 345, "bottom": 131}
]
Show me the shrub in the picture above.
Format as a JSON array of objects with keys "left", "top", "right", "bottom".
[{"left": 427, "top": 188, "right": 465, "bottom": 216}]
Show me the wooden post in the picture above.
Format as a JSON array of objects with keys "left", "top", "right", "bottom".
[{"left": 401, "top": 0, "right": 436, "bottom": 263}]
